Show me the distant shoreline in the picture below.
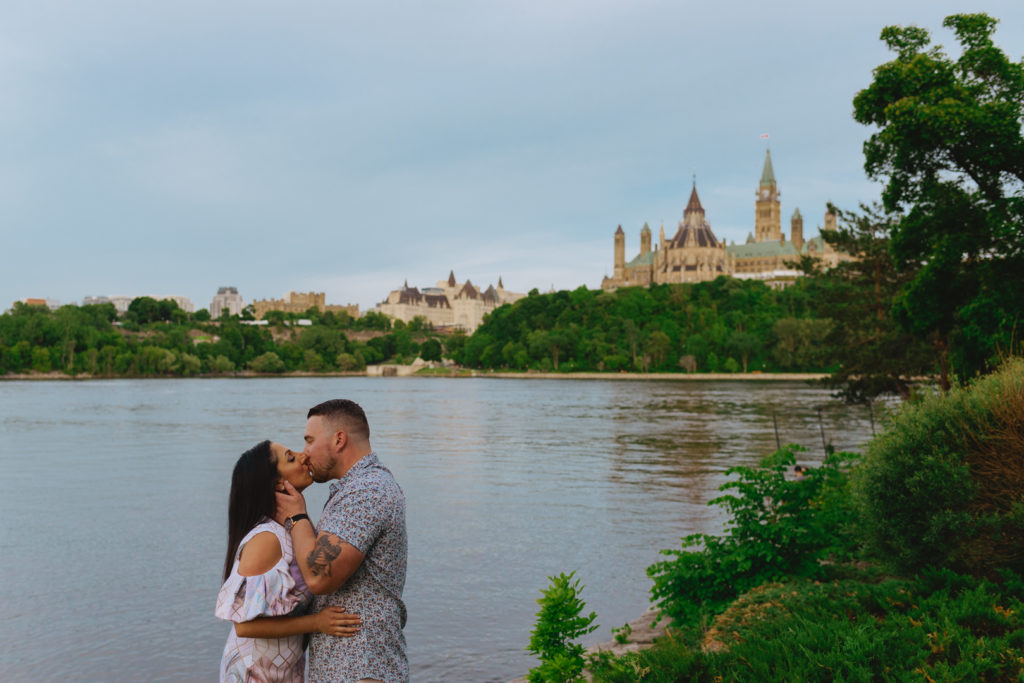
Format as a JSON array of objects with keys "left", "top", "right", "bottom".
[
  {"left": 0, "top": 370, "right": 827, "bottom": 382},
  {"left": 461, "top": 371, "right": 826, "bottom": 381}
]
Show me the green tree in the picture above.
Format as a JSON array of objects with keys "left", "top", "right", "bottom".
[
  {"left": 526, "top": 571, "right": 599, "bottom": 683},
  {"left": 31, "top": 346, "right": 52, "bottom": 373},
  {"left": 726, "top": 331, "right": 761, "bottom": 373},
  {"left": 803, "top": 205, "right": 936, "bottom": 402},
  {"left": 644, "top": 330, "right": 672, "bottom": 370},
  {"left": 248, "top": 351, "right": 285, "bottom": 373},
  {"left": 420, "top": 338, "right": 443, "bottom": 362},
  {"left": 210, "top": 355, "right": 236, "bottom": 374},
  {"left": 853, "top": 13, "right": 1024, "bottom": 386}
]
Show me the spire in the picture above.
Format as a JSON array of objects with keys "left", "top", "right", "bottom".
[
  {"left": 760, "top": 149, "right": 776, "bottom": 187},
  {"left": 684, "top": 183, "right": 705, "bottom": 216},
  {"left": 498, "top": 276, "right": 504, "bottom": 289},
  {"left": 640, "top": 221, "right": 651, "bottom": 235},
  {"left": 615, "top": 224, "right": 624, "bottom": 235},
  {"left": 792, "top": 207, "right": 802, "bottom": 218},
  {"left": 448, "top": 270, "right": 456, "bottom": 287}
]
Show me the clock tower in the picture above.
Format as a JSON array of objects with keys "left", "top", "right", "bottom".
[{"left": 754, "top": 149, "right": 782, "bottom": 242}]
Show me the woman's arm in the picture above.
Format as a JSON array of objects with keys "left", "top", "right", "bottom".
[{"left": 234, "top": 606, "right": 361, "bottom": 638}]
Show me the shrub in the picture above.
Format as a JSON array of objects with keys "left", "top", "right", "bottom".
[
  {"left": 527, "top": 571, "right": 599, "bottom": 682},
  {"left": 648, "top": 445, "right": 859, "bottom": 624},
  {"left": 248, "top": 351, "right": 285, "bottom": 373},
  {"left": 210, "top": 355, "right": 235, "bottom": 374},
  {"left": 855, "top": 358, "right": 1024, "bottom": 577},
  {"left": 335, "top": 352, "right": 364, "bottom": 371}
]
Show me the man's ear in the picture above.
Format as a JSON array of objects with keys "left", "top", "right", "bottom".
[{"left": 334, "top": 429, "right": 347, "bottom": 450}]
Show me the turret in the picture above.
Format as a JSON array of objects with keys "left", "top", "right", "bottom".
[
  {"left": 823, "top": 208, "right": 837, "bottom": 232},
  {"left": 791, "top": 207, "right": 804, "bottom": 251},
  {"left": 640, "top": 222, "right": 651, "bottom": 254},
  {"left": 613, "top": 225, "right": 625, "bottom": 279}
]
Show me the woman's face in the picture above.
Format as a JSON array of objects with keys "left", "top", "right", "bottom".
[{"left": 270, "top": 442, "right": 313, "bottom": 492}]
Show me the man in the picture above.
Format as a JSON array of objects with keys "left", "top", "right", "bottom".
[{"left": 275, "top": 399, "right": 408, "bottom": 683}]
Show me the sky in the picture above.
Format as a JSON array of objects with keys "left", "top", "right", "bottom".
[{"left": 2, "top": 1, "right": 1022, "bottom": 312}]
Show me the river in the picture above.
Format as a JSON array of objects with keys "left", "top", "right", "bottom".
[{"left": 0, "top": 377, "right": 879, "bottom": 681}]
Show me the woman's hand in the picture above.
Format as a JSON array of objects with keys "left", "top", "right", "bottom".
[
  {"left": 274, "top": 479, "right": 308, "bottom": 525},
  {"left": 313, "top": 606, "right": 362, "bottom": 637}
]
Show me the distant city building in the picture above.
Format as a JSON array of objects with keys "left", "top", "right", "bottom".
[
  {"left": 251, "top": 291, "right": 359, "bottom": 321},
  {"left": 82, "top": 294, "right": 194, "bottom": 314},
  {"left": 375, "top": 271, "right": 525, "bottom": 332},
  {"left": 18, "top": 297, "right": 60, "bottom": 310},
  {"left": 602, "top": 150, "right": 852, "bottom": 291},
  {"left": 209, "top": 286, "right": 244, "bottom": 318}
]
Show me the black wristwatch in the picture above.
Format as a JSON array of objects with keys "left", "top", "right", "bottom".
[{"left": 284, "top": 513, "right": 309, "bottom": 531}]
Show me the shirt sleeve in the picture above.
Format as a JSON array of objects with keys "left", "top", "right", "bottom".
[{"left": 320, "top": 479, "right": 390, "bottom": 554}]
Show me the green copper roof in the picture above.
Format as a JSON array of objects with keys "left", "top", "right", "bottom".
[
  {"left": 799, "top": 236, "right": 826, "bottom": 255},
  {"left": 626, "top": 250, "right": 656, "bottom": 267},
  {"left": 728, "top": 240, "right": 799, "bottom": 258},
  {"left": 640, "top": 222, "right": 651, "bottom": 235},
  {"left": 792, "top": 207, "right": 802, "bottom": 219},
  {"left": 760, "top": 149, "right": 776, "bottom": 187}
]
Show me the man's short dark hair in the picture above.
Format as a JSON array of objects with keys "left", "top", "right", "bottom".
[{"left": 308, "top": 399, "right": 370, "bottom": 439}]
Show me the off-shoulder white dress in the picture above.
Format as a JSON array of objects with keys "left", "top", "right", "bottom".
[{"left": 215, "top": 519, "right": 312, "bottom": 682}]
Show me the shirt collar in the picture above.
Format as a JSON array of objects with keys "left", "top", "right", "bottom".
[{"left": 328, "top": 451, "right": 377, "bottom": 498}]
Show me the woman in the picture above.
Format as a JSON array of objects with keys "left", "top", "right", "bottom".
[{"left": 215, "top": 440, "right": 361, "bottom": 682}]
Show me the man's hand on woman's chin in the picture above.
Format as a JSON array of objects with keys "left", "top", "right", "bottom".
[{"left": 274, "top": 479, "right": 308, "bottom": 525}]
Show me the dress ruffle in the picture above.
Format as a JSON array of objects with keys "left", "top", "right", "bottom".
[{"left": 215, "top": 521, "right": 309, "bottom": 623}]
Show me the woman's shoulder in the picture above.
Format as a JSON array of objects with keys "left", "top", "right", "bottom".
[
  {"left": 237, "top": 530, "right": 284, "bottom": 577},
  {"left": 239, "top": 520, "right": 284, "bottom": 548}
]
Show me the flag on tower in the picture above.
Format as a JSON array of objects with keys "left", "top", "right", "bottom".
[{"left": 760, "top": 133, "right": 770, "bottom": 139}]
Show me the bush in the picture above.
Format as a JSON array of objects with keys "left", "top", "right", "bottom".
[
  {"left": 527, "top": 571, "right": 599, "bottom": 682},
  {"left": 210, "top": 355, "right": 235, "bottom": 374},
  {"left": 648, "top": 445, "right": 859, "bottom": 624},
  {"left": 248, "top": 351, "right": 285, "bottom": 373},
  {"left": 855, "top": 358, "right": 1024, "bottom": 577}
]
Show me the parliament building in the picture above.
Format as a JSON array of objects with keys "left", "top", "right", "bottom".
[{"left": 601, "top": 151, "right": 850, "bottom": 291}]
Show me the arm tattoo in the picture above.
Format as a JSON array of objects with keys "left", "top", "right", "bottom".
[{"left": 307, "top": 535, "right": 342, "bottom": 577}]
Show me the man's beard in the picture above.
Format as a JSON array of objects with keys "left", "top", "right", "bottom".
[{"left": 311, "top": 454, "right": 336, "bottom": 482}]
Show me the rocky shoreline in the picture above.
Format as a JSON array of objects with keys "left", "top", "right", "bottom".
[{"left": 508, "top": 607, "right": 672, "bottom": 683}]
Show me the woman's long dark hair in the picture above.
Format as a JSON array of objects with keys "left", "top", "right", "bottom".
[{"left": 223, "top": 440, "right": 278, "bottom": 580}]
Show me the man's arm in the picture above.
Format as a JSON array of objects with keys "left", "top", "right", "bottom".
[{"left": 275, "top": 480, "right": 365, "bottom": 595}]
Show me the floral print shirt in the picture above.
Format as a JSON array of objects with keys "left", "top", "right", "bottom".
[{"left": 308, "top": 452, "right": 408, "bottom": 683}]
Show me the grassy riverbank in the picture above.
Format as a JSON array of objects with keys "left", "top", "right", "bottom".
[
  {"left": 527, "top": 359, "right": 1024, "bottom": 682},
  {"left": 588, "top": 566, "right": 1024, "bottom": 681}
]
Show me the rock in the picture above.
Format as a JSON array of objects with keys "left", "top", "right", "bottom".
[{"left": 509, "top": 607, "right": 672, "bottom": 682}]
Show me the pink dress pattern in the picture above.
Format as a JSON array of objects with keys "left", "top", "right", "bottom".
[{"left": 215, "top": 519, "right": 312, "bottom": 682}]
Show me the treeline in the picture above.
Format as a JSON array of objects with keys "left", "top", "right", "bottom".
[
  {"left": 452, "top": 278, "right": 833, "bottom": 374},
  {"left": 0, "top": 297, "right": 450, "bottom": 377}
]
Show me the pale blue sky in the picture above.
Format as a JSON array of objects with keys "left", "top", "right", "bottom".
[{"left": 2, "top": 1, "right": 1021, "bottom": 311}]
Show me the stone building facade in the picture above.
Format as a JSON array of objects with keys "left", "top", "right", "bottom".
[
  {"left": 727, "top": 150, "right": 850, "bottom": 285},
  {"left": 251, "top": 291, "right": 359, "bottom": 320},
  {"left": 601, "top": 184, "right": 730, "bottom": 290},
  {"left": 209, "top": 286, "right": 244, "bottom": 318},
  {"left": 602, "top": 150, "right": 850, "bottom": 291},
  {"left": 376, "top": 271, "right": 525, "bottom": 332}
]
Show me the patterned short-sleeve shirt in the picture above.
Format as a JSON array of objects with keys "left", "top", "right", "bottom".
[{"left": 308, "top": 452, "right": 408, "bottom": 683}]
